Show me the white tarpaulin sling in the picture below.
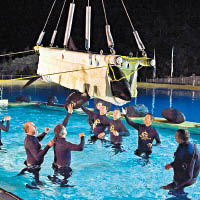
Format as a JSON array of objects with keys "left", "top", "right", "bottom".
[{"left": 37, "top": 46, "right": 137, "bottom": 105}]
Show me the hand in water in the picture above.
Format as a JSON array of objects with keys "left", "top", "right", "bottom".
[{"left": 44, "top": 127, "right": 50, "bottom": 133}]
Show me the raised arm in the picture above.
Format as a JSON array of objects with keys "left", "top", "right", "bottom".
[
  {"left": 124, "top": 115, "right": 140, "bottom": 130},
  {"left": 62, "top": 104, "right": 73, "bottom": 127},
  {"left": 81, "top": 106, "right": 94, "bottom": 116},
  {"left": 37, "top": 127, "right": 49, "bottom": 141},
  {"left": 28, "top": 140, "right": 51, "bottom": 162},
  {"left": 62, "top": 113, "right": 71, "bottom": 127},
  {"left": 68, "top": 133, "right": 85, "bottom": 151}
]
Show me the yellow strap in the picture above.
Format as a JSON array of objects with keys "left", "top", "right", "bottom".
[
  {"left": 0, "top": 50, "right": 35, "bottom": 57},
  {"left": 0, "top": 49, "right": 148, "bottom": 83},
  {"left": 105, "top": 54, "right": 149, "bottom": 82},
  {"left": 0, "top": 66, "right": 107, "bottom": 82}
]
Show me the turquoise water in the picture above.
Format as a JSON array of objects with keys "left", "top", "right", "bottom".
[
  {"left": 0, "top": 105, "right": 200, "bottom": 200},
  {"left": 0, "top": 84, "right": 200, "bottom": 199}
]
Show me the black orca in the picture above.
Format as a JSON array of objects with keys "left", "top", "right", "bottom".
[
  {"left": 64, "top": 91, "right": 90, "bottom": 109},
  {"left": 108, "top": 65, "right": 132, "bottom": 101},
  {"left": 162, "top": 108, "right": 185, "bottom": 124}
]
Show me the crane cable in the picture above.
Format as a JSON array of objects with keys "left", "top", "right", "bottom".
[
  {"left": 55, "top": 0, "right": 67, "bottom": 31},
  {"left": 120, "top": 0, "right": 146, "bottom": 56},
  {"left": 42, "top": 0, "right": 57, "bottom": 32},
  {"left": 101, "top": 0, "right": 108, "bottom": 25},
  {"left": 120, "top": 0, "right": 135, "bottom": 31}
]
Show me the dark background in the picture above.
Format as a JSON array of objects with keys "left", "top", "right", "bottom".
[{"left": 0, "top": 0, "right": 200, "bottom": 79}]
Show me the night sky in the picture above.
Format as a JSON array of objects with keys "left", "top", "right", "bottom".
[{"left": 0, "top": 0, "right": 200, "bottom": 78}]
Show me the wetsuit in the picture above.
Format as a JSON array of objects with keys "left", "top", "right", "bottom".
[
  {"left": 109, "top": 119, "right": 129, "bottom": 145},
  {"left": 125, "top": 115, "right": 161, "bottom": 157},
  {"left": 0, "top": 119, "right": 9, "bottom": 147},
  {"left": 167, "top": 142, "right": 200, "bottom": 191},
  {"left": 88, "top": 109, "right": 100, "bottom": 129},
  {"left": 81, "top": 106, "right": 110, "bottom": 141},
  {"left": 51, "top": 113, "right": 85, "bottom": 186},
  {"left": 24, "top": 132, "right": 50, "bottom": 183}
]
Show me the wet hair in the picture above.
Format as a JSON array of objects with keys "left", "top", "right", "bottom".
[
  {"left": 177, "top": 129, "right": 190, "bottom": 142},
  {"left": 96, "top": 102, "right": 102, "bottom": 106},
  {"left": 113, "top": 108, "right": 120, "bottom": 113},
  {"left": 23, "top": 121, "right": 32, "bottom": 133},
  {"left": 145, "top": 113, "right": 154, "bottom": 121},
  {"left": 54, "top": 124, "right": 66, "bottom": 138}
]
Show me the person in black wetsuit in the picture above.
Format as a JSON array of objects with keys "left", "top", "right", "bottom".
[
  {"left": 81, "top": 105, "right": 110, "bottom": 142},
  {"left": 93, "top": 102, "right": 102, "bottom": 114},
  {"left": 19, "top": 122, "right": 54, "bottom": 186},
  {"left": 122, "top": 108, "right": 161, "bottom": 158},
  {"left": 107, "top": 108, "right": 129, "bottom": 154},
  {"left": 109, "top": 108, "right": 129, "bottom": 144},
  {"left": 49, "top": 104, "right": 85, "bottom": 187},
  {"left": 161, "top": 129, "right": 200, "bottom": 193},
  {"left": 0, "top": 115, "right": 11, "bottom": 149},
  {"left": 88, "top": 102, "right": 102, "bottom": 131}
]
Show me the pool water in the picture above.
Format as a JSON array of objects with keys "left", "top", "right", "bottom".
[
  {"left": 0, "top": 105, "right": 200, "bottom": 200},
  {"left": 0, "top": 84, "right": 200, "bottom": 199},
  {"left": 2, "top": 84, "right": 200, "bottom": 122}
]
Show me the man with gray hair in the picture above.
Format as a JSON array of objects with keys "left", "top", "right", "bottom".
[{"left": 48, "top": 104, "right": 85, "bottom": 187}]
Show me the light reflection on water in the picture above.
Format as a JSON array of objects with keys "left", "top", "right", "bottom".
[
  {"left": 1, "top": 83, "right": 200, "bottom": 122},
  {"left": 0, "top": 104, "right": 199, "bottom": 199},
  {"left": 0, "top": 84, "right": 199, "bottom": 199}
]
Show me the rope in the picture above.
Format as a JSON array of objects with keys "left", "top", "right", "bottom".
[
  {"left": 0, "top": 50, "right": 35, "bottom": 57},
  {"left": 42, "top": 0, "right": 57, "bottom": 32},
  {"left": 0, "top": 49, "right": 147, "bottom": 83},
  {"left": 0, "top": 66, "right": 107, "bottom": 82},
  {"left": 101, "top": 0, "right": 108, "bottom": 25},
  {"left": 0, "top": 58, "right": 144, "bottom": 83},
  {"left": 105, "top": 54, "right": 148, "bottom": 81},
  {"left": 109, "top": 65, "right": 144, "bottom": 82},
  {"left": 55, "top": 0, "right": 67, "bottom": 30}
]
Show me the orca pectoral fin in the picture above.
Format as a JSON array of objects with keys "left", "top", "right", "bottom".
[{"left": 23, "top": 77, "right": 40, "bottom": 89}]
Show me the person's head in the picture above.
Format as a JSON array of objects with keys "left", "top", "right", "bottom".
[
  {"left": 175, "top": 129, "right": 190, "bottom": 144},
  {"left": 96, "top": 102, "right": 102, "bottom": 110},
  {"left": 113, "top": 108, "right": 120, "bottom": 120},
  {"left": 144, "top": 113, "right": 154, "bottom": 127},
  {"left": 23, "top": 121, "right": 37, "bottom": 135},
  {"left": 99, "top": 105, "right": 107, "bottom": 115},
  {"left": 54, "top": 124, "right": 67, "bottom": 138}
]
